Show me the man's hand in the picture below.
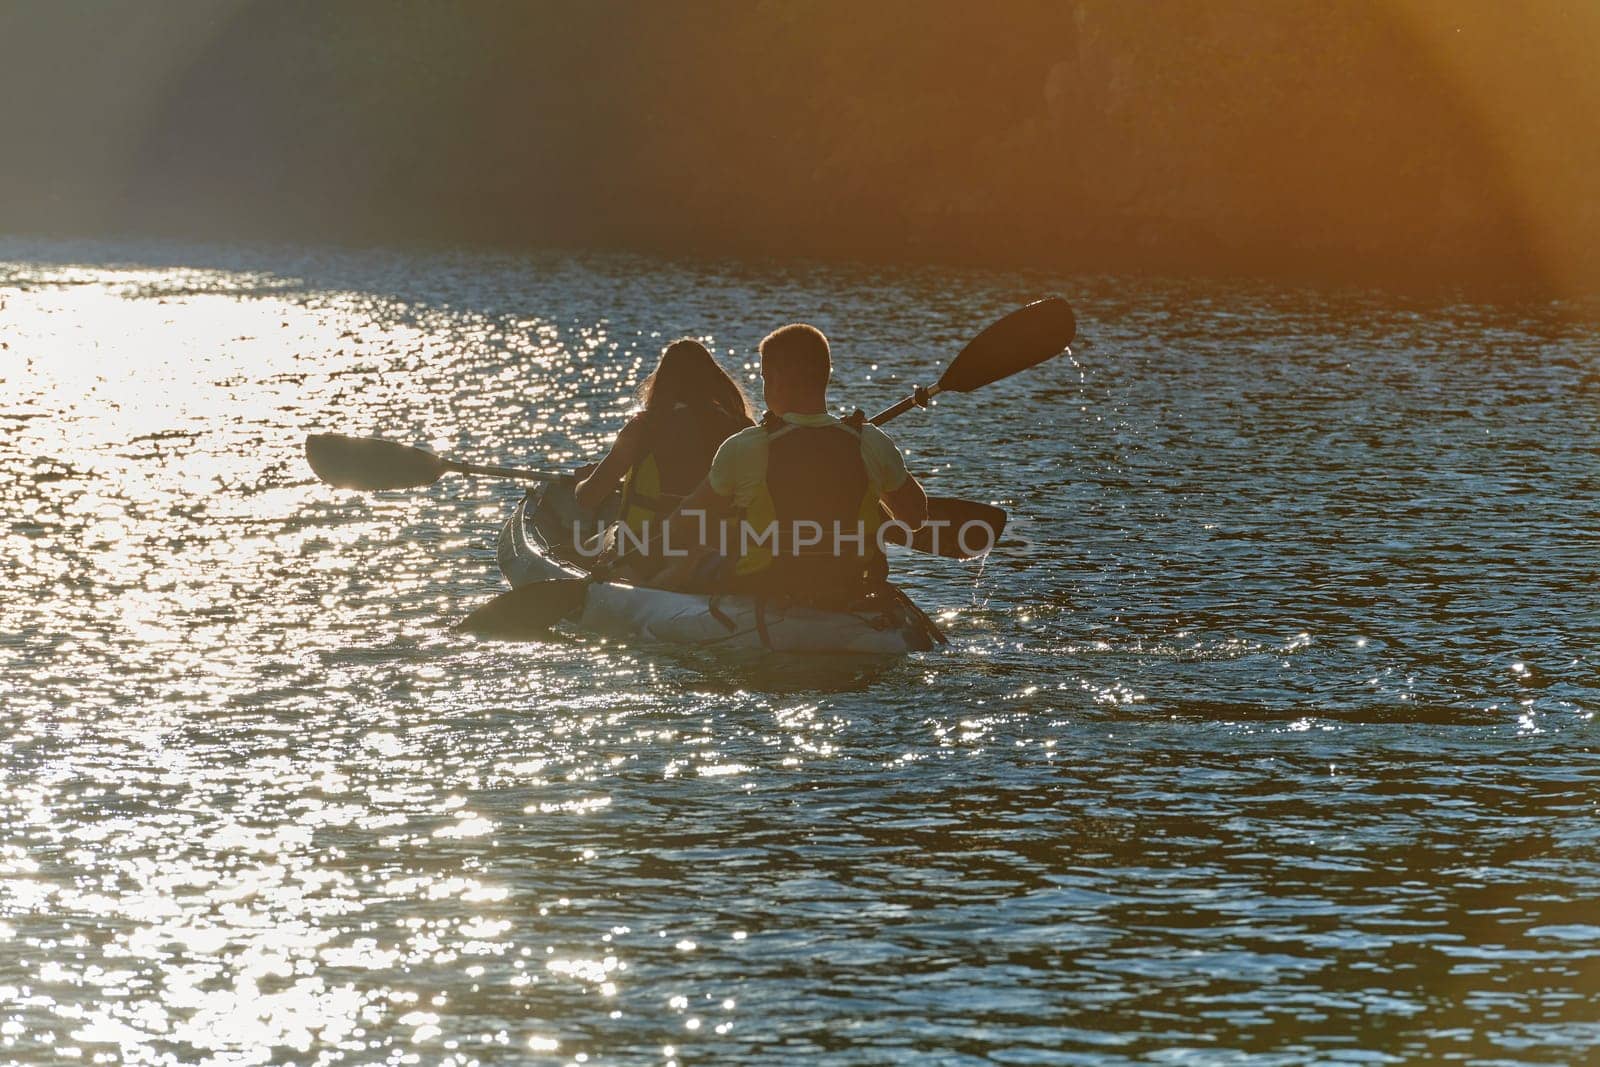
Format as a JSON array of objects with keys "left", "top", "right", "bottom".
[{"left": 882, "top": 474, "right": 928, "bottom": 529}]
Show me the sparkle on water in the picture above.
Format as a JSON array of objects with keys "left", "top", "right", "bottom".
[{"left": 1, "top": 238, "right": 1597, "bottom": 1065}]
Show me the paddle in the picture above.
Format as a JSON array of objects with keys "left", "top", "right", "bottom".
[
  {"left": 304, "top": 433, "right": 563, "bottom": 491},
  {"left": 862, "top": 296, "right": 1074, "bottom": 555},
  {"left": 870, "top": 296, "right": 1076, "bottom": 425},
  {"left": 882, "top": 496, "right": 1007, "bottom": 557},
  {"left": 457, "top": 576, "right": 590, "bottom": 637},
  {"left": 459, "top": 299, "right": 1071, "bottom": 637}
]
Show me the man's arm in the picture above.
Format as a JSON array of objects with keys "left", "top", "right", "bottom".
[
  {"left": 660, "top": 478, "right": 733, "bottom": 555},
  {"left": 651, "top": 478, "right": 734, "bottom": 589},
  {"left": 860, "top": 423, "right": 927, "bottom": 529}
]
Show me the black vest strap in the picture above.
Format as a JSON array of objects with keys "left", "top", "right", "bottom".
[
  {"left": 754, "top": 596, "right": 774, "bottom": 648},
  {"left": 706, "top": 595, "right": 738, "bottom": 632}
]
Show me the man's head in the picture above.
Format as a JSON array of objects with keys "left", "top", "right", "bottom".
[{"left": 758, "top": 323, "right": 830, "bottom": 415}]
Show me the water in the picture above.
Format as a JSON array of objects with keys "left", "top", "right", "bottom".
[{"left": 2, "top": 236, "right": 1597, "bottom": 1065}]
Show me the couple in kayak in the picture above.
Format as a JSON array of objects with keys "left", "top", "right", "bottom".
[{"left": 573, "top": 324, "right": 928, "bottom": 605}]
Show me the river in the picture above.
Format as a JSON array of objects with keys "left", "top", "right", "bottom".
[{"left": 2, "top": 237, "right": 1597, "bottom": 1064}]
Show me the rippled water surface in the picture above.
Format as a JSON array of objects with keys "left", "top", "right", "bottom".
[{"left": 2, "top": 237, "right": 1598, "bottom": 1064}]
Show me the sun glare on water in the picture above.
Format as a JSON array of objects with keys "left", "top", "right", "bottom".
[
  {"left": 1, "top": 258, "right": 598, "bottom": 1061},
  {"left": 3, "top": 242, "right": 1596, "bottom": 1065}
]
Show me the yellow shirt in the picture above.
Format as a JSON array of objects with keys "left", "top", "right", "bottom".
[{"left": 707, "top": 412, "right": 909, "bottom": 509}]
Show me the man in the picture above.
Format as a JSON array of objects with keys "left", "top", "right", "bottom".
[{"left": 655, "top": 323, "right": 927, "bottom": 603}]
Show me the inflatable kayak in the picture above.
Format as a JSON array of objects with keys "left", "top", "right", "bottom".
[{"left": 495, "top": 481, "right": 943, "bottom": 654}]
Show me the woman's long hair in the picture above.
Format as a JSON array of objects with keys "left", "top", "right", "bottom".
[{"left": 638, "top": 339, "right": 756, "bottom": 425}]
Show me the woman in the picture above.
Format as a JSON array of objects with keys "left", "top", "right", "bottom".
[{"left": 574, "top": 338, "right": 755, "bottom": 571}]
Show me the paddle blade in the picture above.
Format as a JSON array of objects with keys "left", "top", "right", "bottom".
[
  {"left": 457, "top": 579, "right": 590, "bottom": 637},
  {"left": 937, "top": 297, "right": 1076, "bottom": 394},
  {"left": 881, "top": 496, "right": 1007, "bottom": 559},
  {"left": 305, "top": 433, "right": 447, "bottom": 490}
]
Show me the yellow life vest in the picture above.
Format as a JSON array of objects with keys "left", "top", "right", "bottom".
[{"left": 618, "top": 404, "right": 747, "bottom": 547}]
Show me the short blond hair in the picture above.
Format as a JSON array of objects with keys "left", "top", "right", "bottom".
[{"left": 759, "top": 323, "right": 831, "bottom": 391}]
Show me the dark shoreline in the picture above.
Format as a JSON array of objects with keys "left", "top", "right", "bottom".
[{"left": 5, "top": 2, "right": 1597, "bottom": 304}]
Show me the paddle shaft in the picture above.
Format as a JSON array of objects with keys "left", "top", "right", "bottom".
[
  {"left": 442, "top": 458, "right": 563, "bottom": 482},
  {"left": 870, "top": 385, "right": 942, "bottom": 427},
  {"left": 442, "top": 380, "right": 932, "bottom": 477}
]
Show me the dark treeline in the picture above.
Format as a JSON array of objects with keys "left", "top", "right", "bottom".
[{"left": 2, "top": 0, "right": 1596, "bottom": 293}]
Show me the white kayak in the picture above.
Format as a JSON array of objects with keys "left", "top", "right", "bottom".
[{"left": 495, "top": 481, "right": 942, "bottom": 655}]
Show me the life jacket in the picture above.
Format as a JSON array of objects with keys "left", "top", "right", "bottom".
[
  {"left": 735, "top": 411, "right": 886, "bottom": 598},
  {"left": 618, "top": 403, "right": 746, "bottom": 545}
]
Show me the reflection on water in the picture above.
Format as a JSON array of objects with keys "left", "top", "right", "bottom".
[{"left": 1, "top": 237, "right": 1597, "bottom": 1063}]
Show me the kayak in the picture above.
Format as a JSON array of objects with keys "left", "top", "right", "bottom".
[{"left": 495, "top": 481, "right": 943, "bottom": 654}]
